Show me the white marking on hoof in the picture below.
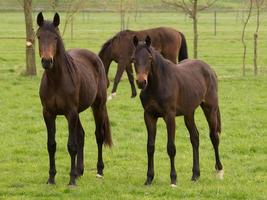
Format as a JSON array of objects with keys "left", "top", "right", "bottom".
[
  {"left": 96, "top": 174, "right": 104, "bottom": 179},
  {"left": 107, "top": 95, "right": 112, "bottom": 101},
  {"left": 170, "top": 184, "right": 177, "bottom": 188},
  {"left": 68, "top": 184, "right": 77, "bottom": 188},
  {"left": 216, "top": 169, "right": 224, "bottom": 180},
  {"left": 111, "top": 92, "right": 117, "bottom": 97}
]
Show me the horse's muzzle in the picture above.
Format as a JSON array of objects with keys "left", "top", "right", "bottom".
[
  {"left": 136, "top": 79, "right": 147, "bottom": 90},
  {"left": 41, "top": 58, "right": 53, "bottom": 70}
]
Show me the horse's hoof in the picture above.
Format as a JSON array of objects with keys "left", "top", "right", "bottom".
[
  {"left": 170, "top": 184, "right": 177, "bottom": 188},
  {"left": 68, "top": 183, "right": 77, "bottom": 188},
  {"left": 144, "top": 179, "right": 152, "bottom": 186},
  {"left": 47, "top": 181, "right": 55, "bottom": 185},
  {"left": 111, "top": 92, "right": 117, "bottom": 97},
  {"left": 131, "top": 92, "right": 137, "bottom": 98},
  {"left": 96, "top": 174, "right": 104, "bottom": 179},
  {"left": 107, "top": 95, "right": 112, "bottom": 101},
  {"left": 216, "top": 169, "right": 224, "bottom": 180},
  {"left": 47, "top": 178, "right": 55, "bottom": 185},
  {"left": 191, "top": 175, "right": 200, "bottom": 181},
  {"left": 68, "top": 179, "right": 76, "bottom": 187}
]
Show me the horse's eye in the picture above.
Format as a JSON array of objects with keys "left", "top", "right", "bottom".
[{"left": 54, "top": 37, "right": 57, "bottom": 40}]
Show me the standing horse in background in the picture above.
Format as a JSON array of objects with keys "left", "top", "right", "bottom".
[
  {"left": 99, "top": 27, "right": 188, "bottom": 99},
  {"left": 36, "top": 12, "right": 112, "bottom": 186},
  {"left": 132, "top": 35, "right": 223, "bottom": 186}
]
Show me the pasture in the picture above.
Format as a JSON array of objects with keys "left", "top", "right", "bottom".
[{"left": 0, "top": 9, "right": 267, "bottom": 200}]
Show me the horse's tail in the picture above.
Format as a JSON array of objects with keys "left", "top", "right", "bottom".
[
  {"left": 217, "top": 106, "right": 221, "bottom": 134},
  {"left": 178, "top": 32, "right": 188, "bottom": 61},
  {"left": 102, "top": 105, "right": 113, "bottom": 147}
]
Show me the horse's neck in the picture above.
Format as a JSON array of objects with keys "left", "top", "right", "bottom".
[
  {"left": 101, "top": 49, "right": 112, "bottom": 72},
  {"left": 45, "top": 52, "right": 75, "bottom": 86},
  {"left": 148, "top": 54, "right": 168, "bottom": 91}
]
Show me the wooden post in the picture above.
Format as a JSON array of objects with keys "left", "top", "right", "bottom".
[
  {"left": 214, "top": 10, "right": 217, "bottom": 36},
  {"left": 236, "top": 10, "right": 239, "bottom": 24},
  {"left": 71, "top": 17, "right": 73, "bottom": 41},
  {"left": 23, "top": 0, "right": 36, "bottom": 75},
  {"left": 254, "top": 33, "right": 258, "bottom": 75}
]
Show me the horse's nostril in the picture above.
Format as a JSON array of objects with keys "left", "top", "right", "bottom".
[
  {"left": 41, "top": 58, "right": 53, "bottom": 69},
  {"left": 144, "top": 79, "right": 147, "bottom": 86}
]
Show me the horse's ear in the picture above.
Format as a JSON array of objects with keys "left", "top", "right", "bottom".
[
  {"left": 53, "top": 13, "right": 60, "bottom": 27},
  {"left": 37, "top": 12, "right": 44, "bottom": 27},
  {"left": 145, "top": 35, "right": 151, "bottom": 47},
  {"left": 133, "top": 35, "right": 138, "bottom": 47}
]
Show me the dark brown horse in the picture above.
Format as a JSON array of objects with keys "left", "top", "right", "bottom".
[
  {"left": 36, "top": 12, "right": 112, "bottom": 186},
  {"left": 99, "top": 27, "right": 188, "bottom": 99},
  {"left": 132, "top": 36, "right": 223, "bottom": 186}
]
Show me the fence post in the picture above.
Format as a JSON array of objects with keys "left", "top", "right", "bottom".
[
  {"left": 71, "top": 17, "right": 73, "bottom": 41},
  {"left": 214, "top": 10, "right": 217, "bottom": 36},
  {"left": 236, "top": 10, "right": 239, "bottom": 23}
]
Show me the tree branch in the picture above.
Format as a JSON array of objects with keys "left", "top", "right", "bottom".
[
  {"left": 197, "top": 0, "right": 217, "bottom": 11},
  {"left": 161, "top": 0, "right": 192, "bottom": 16}
]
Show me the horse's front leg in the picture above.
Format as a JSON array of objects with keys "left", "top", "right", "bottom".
[
  {"left": 144, "top": 111, "right": 158, "bottom": 185},
  {"left": 126, "top": 64, "right": 137, "bottom": 98},
  {"left": 43, "top": 110, "right": 57, "bottom": 184},
  {"left": 111, "top": 60, "right": 127, "bottom": 97},
  {"left": 76, "top": 118, "right": 85, "bottom": 178},
  {"left": 66, "top": 111, "right": 79, "bottom": 186},
  {"left": 164, "top": 114, "right": 177, "bottom": 186}
]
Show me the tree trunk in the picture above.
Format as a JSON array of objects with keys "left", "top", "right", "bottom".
[
  {"left": 193, "top": 0, "right": 198, "bottom": 59},
  {"left": 23, "top": 0, "right": 36, "bottom": 76},
  {"left": 241, "top": 0, "right": 253, "bottom": 76},
  {"left": 254, "top": 0, "right": 261, "bottom": 76},
  {"left": 253, "top": 33, "right": 258, "bottom": 75}
]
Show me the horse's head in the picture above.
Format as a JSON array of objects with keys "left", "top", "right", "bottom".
[
  {"left": 36, "top": 12, "right": 60, "bottom": 70},
  {"left": 132, "top": 35, "right": 152, "bottom": 90}
]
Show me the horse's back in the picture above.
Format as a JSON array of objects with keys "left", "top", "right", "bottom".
[
  {"left": 177, "top": 59, "right": 218, "bottom": 103},
  {"left": 142, "top": 27, "right": 181, "bottom": 63},
  {"left": 67, "top": 49, "right": 107, "bottom": 111}
]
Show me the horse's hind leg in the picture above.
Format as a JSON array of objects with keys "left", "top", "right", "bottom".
[
  {"left": 201, "top": 103, "right": 223, "bottom": 178},
  {"left": 66, "top": 111, "right": 79, "bottom": 186},
  {"left": 126, "top": 64, "right": 137, "bottom": 98},
  {"left": 92, "top": 102, "right": 106, "bottom": 177},
  {"left": 184, "top": 113, "right": 200, "bottom": 181},
  {"left": 43, "top": 110, "right": 56, "bottom": 184},
  {"left": 163, "top": 114, "right": 177, "bottom": 186},
  {"left": 76, "top": 118, "right": 85, "bottom": 177}
]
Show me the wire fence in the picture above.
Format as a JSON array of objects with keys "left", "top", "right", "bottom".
[{"left": 0, "top": 1, "right": 266, "bottom": 76}]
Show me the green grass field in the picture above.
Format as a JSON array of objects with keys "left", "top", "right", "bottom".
[{"left": 0, "top": 9, "right": 267, "bottom": 200}]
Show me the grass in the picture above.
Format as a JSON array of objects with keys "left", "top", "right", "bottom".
[{"left": 0, "top": 9, "right": 267, "bottom": 200}]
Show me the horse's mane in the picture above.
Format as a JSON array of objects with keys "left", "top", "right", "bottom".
[{"left": 98, "top": 36, "right": 114, "bottom": 58}]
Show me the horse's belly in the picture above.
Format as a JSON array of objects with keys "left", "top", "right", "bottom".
[{"left": 78, "top": 79, "right": 98, "bottom": 112}]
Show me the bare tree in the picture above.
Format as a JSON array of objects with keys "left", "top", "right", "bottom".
[
  {"left": 23, "top": 0, "right": 36, "bottom": 75},
  {"left": 61, "top": 0, "right": 85, "bottom": 37},
  {"left": 241, "top": 0, "right": 253, "bottom": 76},
  {"left": 253, "top": 0, "right": 264, "bottom": 76},
  {"left": 119, "top": 0, "right": 136, "bottom": 30},
  {"left": 162, "top": 0, "right": 217, "bottom": 58}
]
